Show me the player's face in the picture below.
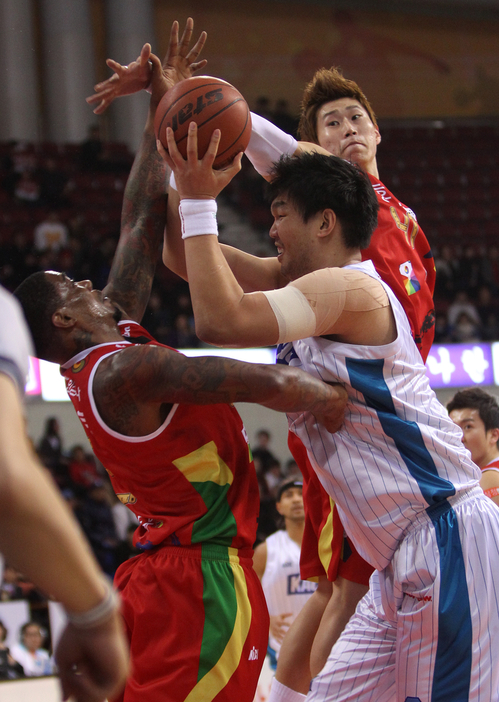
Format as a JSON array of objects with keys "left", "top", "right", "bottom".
[
  {"left": 315, "top": 98, "right": 380, "bottom": 174},
  {"left": 46, "top": 271, "right": 121, "bottom": 325},
  {"left": 276, "top": 487, "right": 304, "bottom": 520},
  {"left": 448, "top": 407, "right": 493, "bottom": 468},
  {"left": 269, "top": 197, "right": 323, "bottom": 280}
]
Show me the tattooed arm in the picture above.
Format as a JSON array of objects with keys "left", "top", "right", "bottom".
[
  {"left": 94, "top": 345, "right": 348, "bottom": 437},
  {"left": 102, "top": 18, "right": 207, "bottom": 321}
]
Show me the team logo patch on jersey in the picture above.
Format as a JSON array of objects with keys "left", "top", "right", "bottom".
[
  {"left": 399, "top": 261, "right": 421, "bottom": 295},
  {"left": 117, "top": 493, "right": 137, "bottom": 505},
  {"left": 71, "top": 358, "right": 87, "bottom": 373}
]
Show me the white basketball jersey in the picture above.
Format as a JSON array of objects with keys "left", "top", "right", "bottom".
[
  {"left": 276, "top": 260, "right": 481, "bottom": 571},
  {"left": 261, "top": 529, "right": 316, "bottom": 654}
]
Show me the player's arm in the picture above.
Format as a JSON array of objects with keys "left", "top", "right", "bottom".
[
  {"left": 480, "top": 469, "right": 499, "bottom": 507},
  {"left": 163, "top": 184, "right": 284, "bottom": 291},
  {"left": 102, "top": 20, "right": 208, "bottom": 322},
  {"left": 97, "top": 345, "right": 348, "bottom": 434},
  {"left": 253, "top": 541, "right": 268, "bottom": 579},
  {"left": 86, "top": 18, "right": 207, "bottom": 114},
  {"left": 244, "top": 110, "right": 329, "bottom": 182},
  {"left": 0, "top": 373, "right": 129, "bottom": 700}
]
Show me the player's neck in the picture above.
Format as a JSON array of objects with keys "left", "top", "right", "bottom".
[
  {"left": 481, "top": 448, "right": 499, "bottom": 468},
  {"left": 285, "top": 518, "right": 305, "bottom": 545}
]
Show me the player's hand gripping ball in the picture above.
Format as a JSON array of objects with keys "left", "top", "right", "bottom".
[{"left": 154, "top": 76, "right": 252, "bottom": 169}]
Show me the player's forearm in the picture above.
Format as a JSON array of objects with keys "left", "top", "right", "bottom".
[
  {"left": 0, "top": 380, "right": 107, "bottom": 613},
  {"left": 104, "top": 121, "right": 169, "bottom": 321},
  {"left": 184, "top": 233, "right": 279, "bottom": 347},
  {"left": 246, "top": 112, "right": 298, "bottom": 179}
]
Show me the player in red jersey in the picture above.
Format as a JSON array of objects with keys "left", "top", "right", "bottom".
[
  {"left": 447, "top": 387, "right": 499, "bottom": 508},
  {"left": 14, "top": 20, "right": 347, "bottom": 702},
  {"left": 88, "top": 47, "right": 436, "bottom": 699}
]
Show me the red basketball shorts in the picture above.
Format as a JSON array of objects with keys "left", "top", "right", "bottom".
[{"left": 111, "top": 543, "right": 269, "bottom": 702}]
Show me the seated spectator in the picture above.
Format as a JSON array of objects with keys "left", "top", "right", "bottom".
[
  {"left": 10, "top": 622, "right": 54, "bottom": 677},
  {"left": 0, "top": 564, "right": 24, "bottom": 601},
  {"left": 14, "top": 171, "right": 40, "bottom": 205},
  {"left": 76, "top": 480, "right": 119, "bottom": 578},
  {"left": 79, "top": 124, "right": 103, "bottom": 171},
  {"left": 447, "top": 290, "right": 481, "bottom": 329},
  {"left": 33, "top": 212, "right": 69, "bottom": 253},
  {"left": 166, "top": 314, "right": 199, "bottom": 348},
  {"left": 37, "top": 416, "right": 68, "bottom": 488},
  {"left": 252, "top": 429, "right": 278, "bottom": 474},
  {"left": 449, "top": 311, "right": 482, "bottom": 343},
  {"left": 68, "top": 445, "right": 102, "bottom": 492},
  {"left": 0, "top": 621, "right": 24, "bottom": 680}
]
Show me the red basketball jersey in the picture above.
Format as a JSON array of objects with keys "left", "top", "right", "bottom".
[
  {"left": 61, "top": 320, "right": 259, "bottom": 552},
  {"left": 363, "top": 175, "right": 435, "bottom": 362}
]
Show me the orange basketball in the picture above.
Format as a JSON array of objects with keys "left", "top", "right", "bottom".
[{"left": 154, "top": 76, "right": 252, "bottom": 169}]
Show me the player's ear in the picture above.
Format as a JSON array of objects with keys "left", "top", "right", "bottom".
[
  {"left": 488, "top": 427, "right": 499, "bottom": 446},
  {"left": 374, "top": 125, "right": 381, "bottom": 146},
  {"left": 318, "top": 208, "right": 337, "bottom": 238},
  {"left": 52, "top": 308, "right": 76, "bottom": 329}
]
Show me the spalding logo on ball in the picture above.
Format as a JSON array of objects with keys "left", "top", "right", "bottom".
[{"left": 154, "top": 76, "right": 252, "bottom": 169}]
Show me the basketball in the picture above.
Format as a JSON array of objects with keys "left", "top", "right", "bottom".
[{"left": 154, "top": 76, "right": 252, "bottom": 169}]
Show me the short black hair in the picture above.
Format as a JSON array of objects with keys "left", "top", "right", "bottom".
[
  {"left": 13, "top": 271, "right": 62, "bottom": 360},
  {"left": 277, "top": 479, "right": 303, "bottom": 502},
  {"left": 266, "top": 151, "right": 379, "bottom": 250},
  {"left": 447, "top": 387, "right": 499, "bottom": 433}
]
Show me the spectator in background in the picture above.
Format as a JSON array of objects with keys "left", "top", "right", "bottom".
[
  {"left": 447, "top": 290, "right": 481, "bottom": 330},
  {"left": 0, "top": 620, "right": 24, "bottom": 680},
  {"left": 434, "top": 244, "right": 461, "bottom": 302},
  {"left": 0, "top": 564, "right": 24, "bottom": 601},
  {"left": 14, "top": 171, "right": 40, "bottom": 205},
  {"left": 166, "top": 313, "right": 199, "bottom": 348},
  {"left": 252, "top": 429, "right": 279, "bottom": 475},
  {"left": 68, "top": 444, "right": 102, "bottom": 494},
  {"left": 449, "top": 310, "right": 482, "bottom": 343},
  {"left": 10, "top": 622, "right": 54, "bottom": 677},
  {"left": 37, "top": 416, "right": 67, "bottom": 487},
  {"left": 33, "top": 212, "right": 69, "bottom": 253},
  {"left": 76, "top": 480, "right": 120, "bottom": 579}
]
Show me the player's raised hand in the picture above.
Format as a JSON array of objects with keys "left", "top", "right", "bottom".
[
  {"left": 86, "top": 42, "right": 153, "bottom": 114},
  {"left": 158, "top": 122, "right": 242, "bottom": 201},
  {"left": 86, "top": 17, "right": 207, "bottom": 113}
]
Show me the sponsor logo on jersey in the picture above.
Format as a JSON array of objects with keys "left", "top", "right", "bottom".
[
  {"left": 66, "top": 379, "right": 81, "bottom": 402},
  {"left": 71, "top": 358, "right": 87, "bottom": 373},
  {"left": 372, "top": 182, "right": 392, "bottom": 203},
  {"left": 117, "top": 493, "right": 137, "bottom": 505},
  {"left": 287, "top": 574, "right": 318, "bottom": 595},
  {"left": 405, "top": 592, "right": 432, "bottom": 602},
  {"left": 248, "top": 647, "right": 259, "bottom": 661},
  {"left": 399, "top": 261, "right": 421, "bottom": 296}
]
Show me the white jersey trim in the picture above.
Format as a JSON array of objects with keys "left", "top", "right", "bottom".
[{"left": 86, "top": 348, "right": 179, "bottom": 443}]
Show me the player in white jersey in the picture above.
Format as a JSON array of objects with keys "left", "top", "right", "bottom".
[
  {"left": 160, "top": 132, "right": 499, "bottom": 701},
  {"left": 254, "top": 480, "right": 317, "bottom": 668},
  {"left": 447, "top": 387, "right": 499, "bottom": 506}
]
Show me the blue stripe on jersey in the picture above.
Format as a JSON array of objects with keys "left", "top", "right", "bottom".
[
  {"left": 345, "top": 357, "right": 455, "bottom": 506},
  {"left": 428, "top": 501, "right": 472, "bottom": 702}
]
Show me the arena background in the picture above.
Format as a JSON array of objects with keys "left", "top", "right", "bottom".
[{"left": 1, "top": 1, "right": 499, "bottom": 699}]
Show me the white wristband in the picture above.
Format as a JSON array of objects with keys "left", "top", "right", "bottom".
[
  {"left": 179, "top": 199, "right": 218, "bottom": 239},
  {"left": 169, "top": 172, "right": 177, "bottom": 191},
  {"left": 246, "top": 112, "right": 298, "bottom": 176},
  {"left": 66, "top": 581, "right": 120, "bottom": 629}
]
